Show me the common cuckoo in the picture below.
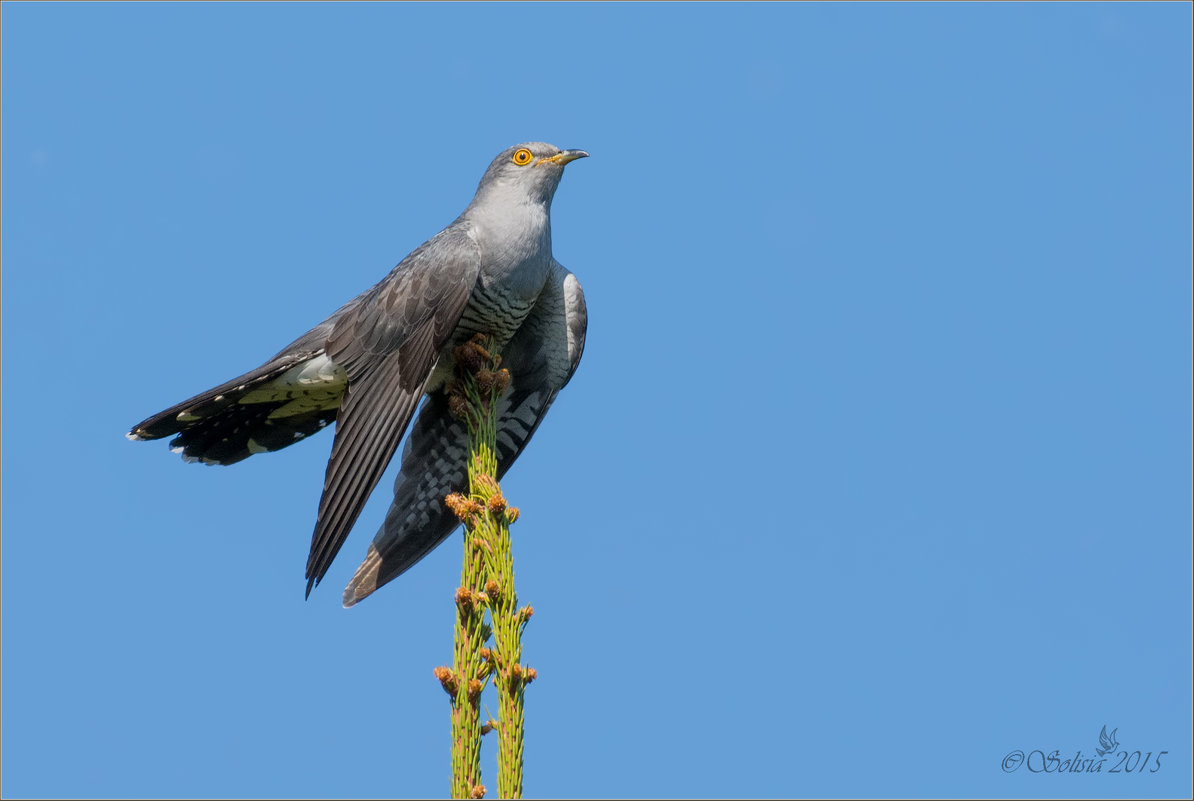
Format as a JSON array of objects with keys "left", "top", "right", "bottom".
[{"left": 128, "top": 142, "right": 588, "bottom": 606}]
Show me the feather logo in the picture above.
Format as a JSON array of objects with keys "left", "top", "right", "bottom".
[{"left": 1096, "top": 725, "right": 1119, "bottom": 757}]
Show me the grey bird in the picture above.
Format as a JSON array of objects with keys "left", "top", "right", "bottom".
[{"left": 128, "top": 142, "right": 588, "bottom": 606}]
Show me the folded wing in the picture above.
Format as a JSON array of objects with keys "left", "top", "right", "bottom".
[
  {"left": 342, "top": 261, "right": 587, "bottom": 606},
  {"left": 303, "top": 225, "right": 482, "bottom": 596}
]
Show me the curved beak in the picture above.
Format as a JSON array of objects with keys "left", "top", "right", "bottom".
[{"left": 538, "top": 149, "right": 589, "bottom": 166}]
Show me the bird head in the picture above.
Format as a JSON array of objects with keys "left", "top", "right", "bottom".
[{"left": 471, "top": 142, "right": 589, "bottom": 207}]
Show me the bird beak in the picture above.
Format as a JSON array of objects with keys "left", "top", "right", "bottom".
[{"left": 538, "top": 149, "right": 589, "bottom": 166}]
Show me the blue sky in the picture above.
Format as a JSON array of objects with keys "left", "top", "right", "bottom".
[{"left": 2, "top": 2, "right": 1191, "bottom": 798}]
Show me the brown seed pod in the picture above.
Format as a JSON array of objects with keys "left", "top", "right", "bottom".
[
  {"left": 445, "top": 493, "right": 471, "bottom": 521},
  {"left": 433, "top": 666, "right": 458, "bottom": 695},
  {"left": 448, "top": 392, "right": 470, "bottom": 421}
]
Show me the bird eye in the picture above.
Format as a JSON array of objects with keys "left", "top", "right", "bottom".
[{"left": 512, "top": 148, "right": 534, "bottom": 166}]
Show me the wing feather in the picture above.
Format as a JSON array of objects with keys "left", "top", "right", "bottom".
[
  {"left": 342, "top": 261, "right": 586, "bottom": 605},
  {"left": 304, "top": 348, "right": 422, "bottom": 594},
  {"left": 303, "top": 225, "right": 480, "bottom": 595}
]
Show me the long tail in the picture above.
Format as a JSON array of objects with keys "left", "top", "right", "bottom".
[{"left": 128, "top": 350, "right": 345, "bottom": 465}]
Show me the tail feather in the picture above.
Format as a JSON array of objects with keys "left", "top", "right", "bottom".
[
  {"left": 173, "top": 404, "right": 337, "bottom": 465},
  {"left": 128, "top": 351, "right": 344, "bottom": 466}
]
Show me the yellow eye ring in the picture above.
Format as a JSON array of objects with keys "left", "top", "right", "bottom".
[{"left": 512, "top": 148, "right": 534, "bottom": 166}]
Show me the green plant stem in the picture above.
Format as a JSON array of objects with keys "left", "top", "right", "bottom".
[
  {"left": 467, "top": 449, "right": 526, "bottom": 801},
  {"left": 489, "top": 516, "right": 527, "bottom": 801},
  {"left": 447, "top": 337, "right": 531, "bottom": 799},
  {"left": 447, "top": 487, "right": 488, "bottom": 799}
]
